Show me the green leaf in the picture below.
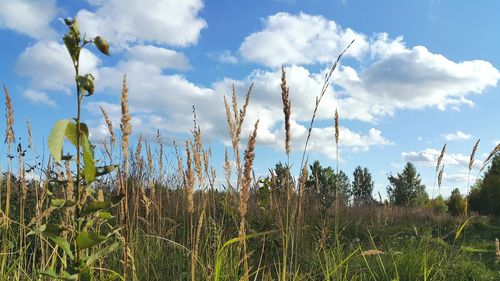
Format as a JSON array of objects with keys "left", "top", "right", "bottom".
[
  {"left": 80, "top": 265, "right": 92, "bottom": 281},
  {"left": 63, "top": 34, "right": 79, "bottom": 65},
  {"left": 49, "top": 120, "right": 70, "bottom": 163},
  {"left": 39, "top": 268, "right": 58, "bottom": 278},
  {"left": 82, "top": 201, "right": 111, "bottom": 216},
  {"left": 94, "top": 36, "right": 110, "bottom": 56},
  {"left": 98, "top": 211, "right": 113, "bottom": 221},
  {"left": 49, "top": 235, "right": 74, "bottom": 260},
  {"left": 96, "top": 165, "right": 118, "bottom": 177},
  {"left": 28, "top": 223, "right": 65, "bottom": 237},
  {"left": 455, "top": 218, "right": 470, "bottom": 241},
  {"left": 76, "top": 232, "right": 106, "bottom": 249},
  {"left": 50, "top": 198, "right": 67, "bottom": 208},
  {"left": 86, "top": 241, "right": 123, "bottom": 266},
  {"left": 65, "top": 121, "right": 90, "bottom": 147},
  {"left": 40, "top": 268, "right": 79, "bottom": 281},
  {"left": 77, "top": 74, "right": 95, "bottom": 96},
  {"left": 81, "top": 132, "right": 96, "bottom": 183},
  {"left": 44, "top": 224, "right": 65, "bottom": 237}
]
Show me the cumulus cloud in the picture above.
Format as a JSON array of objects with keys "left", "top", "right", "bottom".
[
  {"left": 83, "top": 59, "right": 391, "bottom": 158},
  {"left": 217, "top": 50, "right": 238, "bottom": 64},
  {"left": 355, "top": 34, "right": 499, "bottom": 115},
  {"left": 126, "top": 45, "right": 190, "bottom": 71},
  {"left": 442, "top": 130, "right": 472, "bottom": 141},
  {"left": 443, "top": 171, "right": 476, "bottom": 185},
  {"left": 239, "top": 13, "right": 500, "bottom": 122},
  {"left": 23, "top": 90, "right": 57, "bottom": 107},
  {"left": 240, "top": 12, "right": 368, "bottom": 67},
  {"left": 11, "top": 8, "right": 499, "bottom": 162},
  {"left": 0, "top": 0, "right": 57, "bottom": 39},
  {"left": 16, "top": 40, "right": 100, "bottom": 93},
  {"left": 77, "top": 0, "right": 207, "bottom": 48},
  {"left": 402, "top": 148, "right": 482, "bottom": 170}
]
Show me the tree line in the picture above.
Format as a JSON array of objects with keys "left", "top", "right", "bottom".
[{"left": 263, "top": 155, "right": 500, "bottom": 217}]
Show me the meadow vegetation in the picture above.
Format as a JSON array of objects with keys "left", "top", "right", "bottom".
[{"left": 0, "top": 17, "right": 499, "bottom": 280}]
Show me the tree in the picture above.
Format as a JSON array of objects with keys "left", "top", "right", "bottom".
[
  {"left": 387, "top": 162, "right": 427, "bottom": 206},
  {"left": 352, "top": 166, "right": 374, "bottom": 206},
  {"left": 271, "top": 162, "right": 293, "bottom": 192},
  {"left": 469, "top": 154, "right": 500, "bottom": 216},
  {"left": 432, "top": 195, "right": 448, "bottom": 215},
  {"left": 447, "top": 188, "right": 465, "bottom": 216},
  {"left": 306, "top": 160, "right": 351, "bottom": 209}
]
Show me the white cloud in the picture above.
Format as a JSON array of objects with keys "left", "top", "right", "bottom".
[
  {"left": 77, "top": 0, "right": 207, "bottom": 48},
  {"left": 239, "top": 12, "right": 368, "bottom": 67},
  {"left": 23, "top": 89, "right": 57, "bottom": 107},
  {"left": 442, "top": 130, "right": 472, "bottom": 141},
  {"left": 333, "top": 36, "right": 500, "bottom": 122},
  {"left": 82, "top": 58, "right": 391, "bottom": 158},
  {"left": 443, "top": 171, "right": 476, "bottom": 185},
  {"left": 0, "top": 0, "right": 57, "bottom": 39},
  {"left": 239, "top": 13, "right": 500, "bottom": 122},
  {"left": 127, "top": 45, "right": 190, "bottom": 71},
  {"left": 402, "top": 148, "right": 482, "bottom": 169},
  {"left": 12, "top": 8, "right": 499, "bottom": 163},
  {"left": 217, "top": 50, "right": 238, "bottom": 64},
  {"left": 16, "top": 40, "right": 100, "bottom": 93}
]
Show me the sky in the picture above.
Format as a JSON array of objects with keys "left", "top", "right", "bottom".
[{"left": 1, "top": 0, "right": 499, "bottom": 199}]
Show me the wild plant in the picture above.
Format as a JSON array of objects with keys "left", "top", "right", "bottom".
[{"left": 29, "top": 17, "right": 124, "bottom": 280}]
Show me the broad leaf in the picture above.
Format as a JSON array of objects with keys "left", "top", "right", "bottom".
[
  {"left": 65, "top": 121, "right": 89, "bottom": 147},
  {"left": 39, "top": 268, "right": 58, "bottom": 278},
  {"left": 49, "top": 120, "right": 70, "bottom": 163},
  {"left": 96, "top": 165, "right": 118, "bottom": 177},
  {"left": 50, "top": 198, "right": 67, "bottom": 208},
  {"left": 77, "top": 74, "right": 95, "bottom": 96},
  {"left": 63, "top": 34, "right": 79, "bottom": 65},
  {"left": 81, "top": 132, "right": 96, "bottom": 183},
  {"left": 49, "top": 235, "right": 74, "bottom": 260},
  {"left": 86, "top": 241, "right": 123, "bottom": 266},
  {"left": 98, "top": 211, "right": 113, "bottom": 221},
  {"left": 76, "top": 231, "right": 106, "bottom": 249},
  {"left": 82, "top": 201, "right": 111, "bottom": 216}
]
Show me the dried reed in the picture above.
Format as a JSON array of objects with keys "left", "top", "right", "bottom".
[
  {"left": 4, "top": 84, "right": 14, "bottom": 144},
  {"left": 186, "top": 141, "right": 195, "bottom": 214},
  {"left": 26, "top": 117, "right": 33, "bottom": 149},
  {"left": 239, "top": 120, "right": 259, "bottom": 281},
  {"left": 100, "top": 105, "right": 116, "bottom": 145},
  {"left": 281, "top": 66, "right": 291, "bottom": 156},
  {"left": 119, "top": 75, "right": 132, "bottom": 279},
  {"left": 479, "top": 143, "right": 500, "bottom": 174},
  {"left": 300, "top": 40, "right": 354, "bottom": 170},
  {"left": 469, "top": 139, "right": 480, "bottom": 171}
]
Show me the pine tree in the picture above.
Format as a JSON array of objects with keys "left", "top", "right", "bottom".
[{"left": 469, "top": 155, "right": 500, "bottom": 216}]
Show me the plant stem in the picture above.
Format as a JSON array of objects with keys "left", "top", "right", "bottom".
[{"left": 74, "top": 46, "right": 82, "bottom": 265}]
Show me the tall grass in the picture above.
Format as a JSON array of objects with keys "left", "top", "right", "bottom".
[{"left": 0, "top": 35, "right": 499, "bottom": 281}]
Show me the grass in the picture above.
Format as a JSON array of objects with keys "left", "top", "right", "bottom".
[{"left": 0, "top": 26, "right": 499, "bottom": 280}]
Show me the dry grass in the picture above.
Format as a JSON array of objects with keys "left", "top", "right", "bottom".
[
  {"left": 186, "top": 140, "right": 195, "bottom": 214},
  {"left": 281, "top": 66, "right": 291, "bottom": 156},
  {"left": 100, "top": 105, "right": 116, "bottom": 145},
  {"left": 239, "top": 119, "right": 259, "bottom": 281}
]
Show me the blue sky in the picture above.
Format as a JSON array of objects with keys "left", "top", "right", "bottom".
[{"left": 1, "top": 0, "right": 499, "bottom": 199}]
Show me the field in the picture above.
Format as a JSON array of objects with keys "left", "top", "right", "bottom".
[{"left": 0, "top": 17, "right": 500, "bottom": 281}]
